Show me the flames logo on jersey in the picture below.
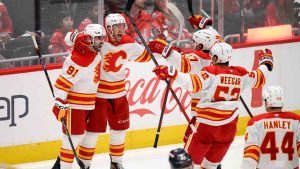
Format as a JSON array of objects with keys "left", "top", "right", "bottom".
[
  {"left": 93, "top": 62, "right": 100, "bottom": 83},
  {"left": 103, "top": 50, "right": 127, "bottom": 72}
]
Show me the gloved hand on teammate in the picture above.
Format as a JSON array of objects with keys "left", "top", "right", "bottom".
[
  {"left": 152, "top": 65, "right": 178, "bottom": 80},
  {"left": 148, "top": 39, "right": 181, "bottom": 58},
  {"left": 188, "top": 15, "right": 212, "bottom": 30},
  {"left": 52, "top": 98, "right": 69, "bottom": 121}
]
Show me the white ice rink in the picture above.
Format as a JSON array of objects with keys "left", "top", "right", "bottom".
[{"left": 12, "top": 136, "right": 245, "bottom": 169}]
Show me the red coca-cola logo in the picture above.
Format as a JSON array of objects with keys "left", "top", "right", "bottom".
[{"left": 125, "top": 68, "right": 190, "bottom": 117}]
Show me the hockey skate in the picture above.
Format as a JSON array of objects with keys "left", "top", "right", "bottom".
[
  {"left": 51, "top": 157, "right": 60, "bottom": 169},
  {"left": 110, "top": 155, "right": 124, "bottom": 169}
]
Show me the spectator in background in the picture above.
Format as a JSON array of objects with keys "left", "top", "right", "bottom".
[
  {"left": 264, "top": 0, "right": 296, "bottom": 26},
  {"left": 152, "top": 0, "right": 192, "bottom": 43},
  {"left": 294, "top": 0, "right": 300, "bottom": 29},
  {"left": 223, "top": 0, "right": 241, "bottom": 36},
  {"left": 243, "top": 0, "right": 265, "bottom": 28},
  {"left": 126, "top": 0, "right": 154, "bottom": 43},
  {"left": 0, "top": 1, "right": 12, "bottom": 47},
  {"left": 48, "top": 12, "right": 74, "bottom": 63},
  {"left": 78, "top": 2, "right": 98, "bottom": 31}
]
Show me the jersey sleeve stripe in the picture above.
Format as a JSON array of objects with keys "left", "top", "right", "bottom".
[
  {"left": 181, "top": 57, "right": 191, "bottom": 73},
  {"left": 190, "top": 74, "right": 202, "bottom": 93},
  {"left": 54, "top": 83, "right": 71, "bottom": 92},
  {"left": 134, "top": 49, "right": 151, "bottom": 62},
  {"left": 191, "top": 98, "right": 200, "bottom": 111},
  {"left": 254, "top": 69, "right": 265, "bottom": 88},
  {"left": 57, "top": 75, "right": 73, "bottom": 87},
  {"left": 54, "top": 75, "right": 73, "bottom": 92},
  {"left": 243, "top": 145, "right": 259, "bottom": 162}
]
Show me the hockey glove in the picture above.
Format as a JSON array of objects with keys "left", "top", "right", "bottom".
[
  {"left": 258, "top": 48, "right": 273, "bottom": 71},
  {"left": 152, "top": 65, "right": 178, "bottom": 80},
  {"left": 148, "top": 39, "right": 175, "bottom": 58},
  {"left": 188, "top": 15, "right": 212, "bottom": 30},
  {"left": 65, "top": 31, "right": 79, "bottom": 46},
  {"left": 52, "top": 98, "right": 69, "bottom": 121}
]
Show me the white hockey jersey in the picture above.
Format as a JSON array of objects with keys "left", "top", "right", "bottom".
[
  {"left": 241, "top": 112, "right": 300, "bottom": 169},
  {"left": 175, "top": 64, "right": 270, "bottom": 126},
  {"left": 167, "top": 50, "right": 211, "bottom": 115},
  {"left": 54, "top": 51, "right": 101, "bottom": 110},
  {"left": 97, "top": 35, "right": 151, "bottom": 99}
]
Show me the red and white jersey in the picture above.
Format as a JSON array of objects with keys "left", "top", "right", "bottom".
[
  {"left": 97, "top": 35, "right": 151, "bottom": 99},
  {"left": 175, "top": 64, "right": 270, "bottom": 126},
  {"left": 241, "top": 112, "right": 300, "bottom": 169},
  {"left": 54, "top": 50, "right": 101, "bottom": 110},
  {"left": 167, "top": 50, "right": 211, "bottom": 115}
]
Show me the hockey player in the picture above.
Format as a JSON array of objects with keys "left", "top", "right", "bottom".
[
  {"left": 152, "top": 43, "right": 274, "bottom": 168},
  {"left": 88, "top": 13, "right": 152, "bottom": 169},
  {"left": 51, "top": 24, "right": 106, "bottom": 169},
  {"left": 241, "top": 86, "right": 300, "bottom": 169},
  {"left": 148, "top": 24, "right": 222, "bottom": 144},
  {"left": 169, "top": 148, "right": 194, "bottom": 169}
]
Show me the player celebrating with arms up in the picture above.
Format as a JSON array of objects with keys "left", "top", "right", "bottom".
[{"left": 153, "top": 44, "right": 274, "bottom": 169}]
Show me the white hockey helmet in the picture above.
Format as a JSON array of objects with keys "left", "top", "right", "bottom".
[
  {"left": 192, "top": 28, "right": 220, "bottom": 51},
  {"left": 209, "top": 42, "right": 232, "bottom": 63},
  {"left": 84, "top": 24, "right": 106, "bottom": 44},
  {"left": 105, "top": 13, "right": 127, "bottom": 29},
  {"left": 262, "top": 86, "right": 284, "bottom": 108}
]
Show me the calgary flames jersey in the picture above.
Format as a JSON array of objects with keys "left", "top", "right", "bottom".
[
  {"left": 241, "top": 112, "right": 300, "bottom": 169},
  {"left": 97, "top": 35, "right": 151, "bottom": 98},
  {"left": 54, "top": 51, "right": 101, "bottom": 110},
  {"left": 167, "top": 50, "right": 211, "bottom": 115},
  {"left": 175, "top": 64, "right": 270, "bottom": 126}
]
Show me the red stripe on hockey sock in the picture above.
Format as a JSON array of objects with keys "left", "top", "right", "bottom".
[
  {"left": 109, "top": 144, "right": 125, "bottom": 156},
  {"left": 78, "top": 146, "right": 95, "bottom": 160}
]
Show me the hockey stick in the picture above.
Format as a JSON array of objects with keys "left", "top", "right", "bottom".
[
  {"left": 240, "top": 96, "right": 253, "bottom": 118},
  {"left": 187, "top": 0, "right": 194, "bottom": 17},
  {"left": 166, "top": 2, "right": 184, "bottom": 46},
  {"left": 153, "top": 81, "right": 171, "bottom": 148},
  {"left": 125, "top": 0, "right": 196, "bottom": 133},
  {"left": 31, "top": 35, "right": 86, "bottom": 169},
  {"left": 187, "top": 0, "right": 210, "bottom": 18}
]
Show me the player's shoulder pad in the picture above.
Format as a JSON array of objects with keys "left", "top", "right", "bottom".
[
  {"left": 118, "top": 35, "right": 136, "bottom": 45},
  {"left": 280, "top": 111, "right": 300, "bottom": 121},
  {"left": 201, "top": 65, "right": 216, "bottom": 73},
  {"left": 231, "top": 66, "right": 248, "bottom": 76},
  {"left": 70, "top": 50, "right": 95, "bottom": 67},
  {"left": 247, "top": 113, "right": 270, "bottom": 126},
  {"left": 193, "top": 50, "right": 211, "bottom": 60}
]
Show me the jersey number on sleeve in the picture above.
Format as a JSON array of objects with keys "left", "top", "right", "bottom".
[
  {"left": 67, "top": 65, "right": 79, "bottom": 77},
  {"left": 260, "top": 131, "right": 294, "bottom": 161},
  {"left": 213, "top": 86, "right": 241, "bottom": 101}
]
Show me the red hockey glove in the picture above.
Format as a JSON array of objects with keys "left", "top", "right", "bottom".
[
  {"left": 188, "top": 15, "right": 212, "bottom": 30},
  {"left": 258, "top": 48, "right": 273, "bottom": 71},
  {"left": 152, "top": 65, "right": 178, "bottom": 80},
  {"left": 52, "top": 98, "right": 69, "bottom": 121},
  {"left": 148, "top": 39, "right": 175, "bottom": 58}
]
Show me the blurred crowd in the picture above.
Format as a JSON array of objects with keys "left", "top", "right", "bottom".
[{"left": 0, "top": 0, "right": 300, "bottom": 68}]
